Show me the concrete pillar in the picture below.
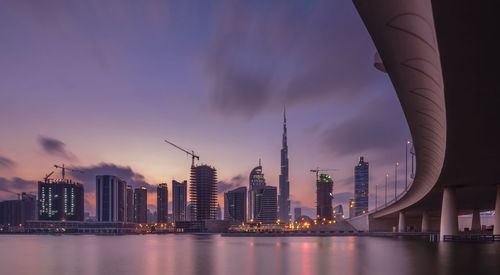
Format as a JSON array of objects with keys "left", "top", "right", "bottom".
[
  {"left": 440, "top": 187, "right": 458, "bottom": 239},
  {"left": 471, "top": 209, "right": 481, "bottom": 232},
  {"left": 494, "top": 185, "right": 500, "bottom": 235},
  {"left": 421, "top": 211, "right": 429, "bottom": 232},
  {"left": 398, "top": 211, "right": 406, "bottom": 232}
]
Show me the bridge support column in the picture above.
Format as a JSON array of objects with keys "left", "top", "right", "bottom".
[
  {"left": 398, "top": 212, "right": 406, "bottom": 232},
  {"left": 440, "top": 187, "right": 458, "bottom": 239},
  {"left": 471, "top": 209, "right": 481, "bottom": 232},
  {"left": 494, "top": 185, "right": 500, "bottom": 235},
  {"left": 421, "top": 211, "right": 429, "bottom": 232}
]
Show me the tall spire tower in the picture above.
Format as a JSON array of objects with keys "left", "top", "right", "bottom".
[{"left": 278, "top": 106, "right": 291, "bottom": 222}]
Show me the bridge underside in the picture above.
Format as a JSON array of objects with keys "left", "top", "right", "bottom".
[{"left": 353, "top": 0, "right": 500, "bottom": 235}]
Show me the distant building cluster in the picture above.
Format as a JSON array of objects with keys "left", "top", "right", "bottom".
[{"left": 1, "top": 109, "right": 375, "bottom": 233}]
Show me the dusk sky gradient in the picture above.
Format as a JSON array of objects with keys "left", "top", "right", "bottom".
[{"left": 0, "top": 0, "right": 410, "bottom": 216}]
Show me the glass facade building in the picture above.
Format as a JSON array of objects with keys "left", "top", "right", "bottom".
[{"left": 354, "top": 157, "right": 369, "bottom": 216}]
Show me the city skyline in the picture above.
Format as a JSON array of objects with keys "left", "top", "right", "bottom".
[{"left": 0, "top": 0, "right": 411, "bottom": 217}]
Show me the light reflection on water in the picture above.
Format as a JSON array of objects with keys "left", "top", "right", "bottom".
[{"left": 0, "top": 235, "right": 498, "bottom": 275}]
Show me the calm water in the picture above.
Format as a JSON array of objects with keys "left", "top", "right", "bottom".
[{"left": 1, "top": 235, "right": 499, "bottom": 275}]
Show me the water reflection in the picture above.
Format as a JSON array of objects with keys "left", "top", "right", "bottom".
[{"left": 0, "top": 235, "right": 498, "bottom": 275}]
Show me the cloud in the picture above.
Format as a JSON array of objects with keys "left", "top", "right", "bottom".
[
  {"left": 204, "top": 0, "right": 378, "bottom": 118},
  {"left": 217, "top": 174, "right": 245, "bottom": 194},
  {"left": 38, "top": 136, "right": 77, "bottom": 160},
  {"left": 71, "top": 162, "right": 156, "bottom": 193},
  {"left": 0, "top": 156, "right": 15, "bottom": 169},
  {"left": 319, "top": 95, "right": 409, "bottom": 163},
  {"left": 0, "top": 177, "right": 37, "bottom": 200}
]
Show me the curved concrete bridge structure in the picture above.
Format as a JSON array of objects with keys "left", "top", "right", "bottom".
[{"left": 350, "top": 0, "right": 500, "bottom": 238}]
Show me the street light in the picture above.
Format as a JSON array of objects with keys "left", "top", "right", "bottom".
[
  {"left": 375, "top": 183, "right": 378, "bottom": 210},
  {"left": 395, "top": 162, "right": 399, "bottom": 199},
  {"left": 406, "top": 140, "right": 411, "bottom": 191},
  {"left": 385, "top": 174, "right": 388, "bottom": 206}
]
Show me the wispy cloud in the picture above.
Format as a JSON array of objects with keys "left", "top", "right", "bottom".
[
  {"left": 38, "top": 136, "right": 78, "bottom": 160},
  {"left": 204, "top": 0, "right": 377, "bottom": 118},
  {"left": 0, "top": 156, "right": 15, "bottom": 170}
]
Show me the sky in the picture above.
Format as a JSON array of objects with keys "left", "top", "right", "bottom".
[{"left": 0, "top": 0, "right": 411, "bottom": 217}]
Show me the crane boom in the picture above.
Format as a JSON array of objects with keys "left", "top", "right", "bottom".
[
  {"left": 310, "top": 167, "right": 339, "bottom": 182},
  {"left": 54, "top": 164, "right": 83, "bottom": 180},
  {"left": 164, "top": 139, "right": 200, "bottom": 167}
]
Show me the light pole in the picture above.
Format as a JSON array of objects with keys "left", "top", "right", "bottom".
[
  {"left": 411, "top": 144, "right": 415, "bottom": 179},
  {"left": 395, "top": 162, "right": 399, "bottom": 200},
  {"left": 375, "top": 183, "right": 378, "bottom": 210},
  {"left": 385, "top": 174, "right": 388, "bottom": 206},
  {"left": 406, "top": 140, "right": 411, "bottom": 191}
]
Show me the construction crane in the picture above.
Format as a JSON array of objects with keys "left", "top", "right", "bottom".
[
  {"left": 310, "top": 167, "right": 339, "bottom": 182},
  {"left": 164, "top": 139, "right": 199, "bottom": 167},
  {"left": 44, "top": 171, "right": 54, "bottom": 182},
  {"left": 0, "top": 189, "right": 20, "bottom": 200},
  {"left": 54, "top": 164, "right": 83, "bottom": 180}
]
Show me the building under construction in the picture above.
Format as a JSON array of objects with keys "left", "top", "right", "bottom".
[
  {"left": 38, "top": 179, "right": 84, "bottom": 221},
  {"left": 316, "top": 174, "right": 334, "bottom": 220},
  {"left": 190, "top": 165, "right": 218, "bottom": 221}
]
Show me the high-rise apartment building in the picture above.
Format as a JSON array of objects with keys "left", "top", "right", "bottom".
[
  {"left": 157, "top": 183, "right": 168, "bottom": 223},
  {"left": 134, "top": 187, "right": 148, "bottom": 223},
  {"left": 96, "top": 175, "right": 127, "bottom": 222},
  {"left": 126, "top": 185, "right": 134, "bottom": 223},
  {"left": 190, "top": 165, "right": 218, "bottom": 221},
  {"left": 172, "top": 180, "right": 187, "bottom": 222}
]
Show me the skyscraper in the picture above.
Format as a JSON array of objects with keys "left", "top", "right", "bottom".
[
  {"left": 278, "top": 107, "right": 291, "bottom": 222},
  {"left": 224, "top": 186, "right": 247, "bottom": 223},
  {"left": 172, "top": 180, "right": 187, "bottom": 222},
  {"left": 157, "top": 183, "right": 168, "bottom": 223},
  {"left": 253, "top": 186, "right": 277, "bottom": 223},
  {"left": 96, "top": 175, "right": 127, "bottom": 222},
  {"left": 38, "top": 179, "right": 84, "bottom": 221},
  {"left": 316, "top": 174, "right": 333, "bottom": 220},
  {"left": 134, "top": 187, "right": 148, "bottom": 224},
  {"left": 190, "top": 165, "right": 218, "bottom": 221},
  {"left": 248, "top": 160, "right": 266, "bottom": 220},
  {"left": 354, "top": 156, "right": 369, "bottom": 216},
  {"left": 126, "top": 185, "right": 134, "bottom": 223}
]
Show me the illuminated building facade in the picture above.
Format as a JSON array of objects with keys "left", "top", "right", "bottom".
[
  {"left": 354, "top": 156, "right": 369, "bottom": 216},
  {"left": 38, "top": 180, "right": 84, "bottom": 221}
]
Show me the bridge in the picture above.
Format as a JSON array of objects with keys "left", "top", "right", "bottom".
[{"left": 348, "top": 0, "right": 500, "bottom": 239}]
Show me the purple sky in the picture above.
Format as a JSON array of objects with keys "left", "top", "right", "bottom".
[{"left": 0, "top": 0, "right": 410, "bottom": 216}]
